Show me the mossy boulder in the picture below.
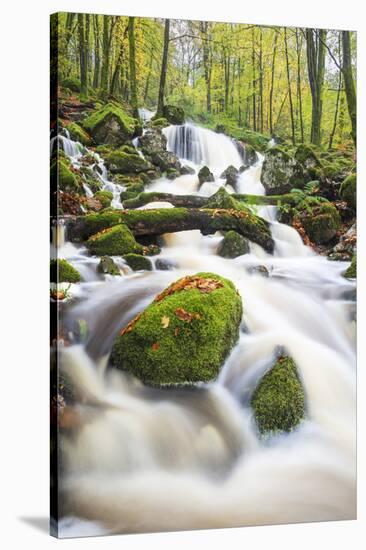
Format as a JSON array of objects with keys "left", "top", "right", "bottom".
[
  {"left": 110, "top": 272, "right": 243, "bottom": 386},
  {"left": 150, "top": 150, "right": 181, "bottom": 172},
  {"left": 61, "top": 77, "right": 81, "bottom": 93},
  {"left": 344, "top": 254, "right": 356, "bottom": 279},
  {"left": 123, "top": 253, "right": 153, "bottom": 271},
  {"left": 67, "top": 122, "right": 92, "bottom": 146},
  {"left": 340, "top": 174, "right": 356, "bottom": 211},
  {"left": 97, "top": 256, "right": 121, "bottom": 276},
  {"left": 206, "top": 187, "right": 244, "bottom": 211},
  {"left": 50, "top": 259, "right": 81, "bottom": 283},
  {"left": 220, "top": 165, "right": 239, "bottom": 189},
  {"left": 217, "top": 230, "right": 250, "bottom": 258},
  {"left": 94, "top": 190, "right": 113, "bottom": 208},
  {"left": 51, "top": 158, "right": 80, "bottom": 193},
  {"left": 251, "top": 353, "right": 305, "bottom": 436},
  {"left": 106, "top": 148, "right": 152, "bottom": 174},
  {"left": 82, "top": 103, "right": 137, "bottom": 146},
  {"left": 150, "top": 117, "right": 169, "bottom": 129},
  {"left": 297, "top": 201, "right": 341, "bottom": 244},
  {"left": 162, "top": 105, "right": 185, "bottom": 125},
  {"left": 138, "top": 128, "right": 167, "bottom": 156},
  {"left": 86, "top": 224, "right": 143, "bottom": 256},
  {"left": 294, "top": 144, "right": 322, "bottom": 179},
  {"left": 262, "top": 147, "right": 305, "bottom": 195},
  {"left": 198, "top": 165, "right": 214, "bottom": 186}
]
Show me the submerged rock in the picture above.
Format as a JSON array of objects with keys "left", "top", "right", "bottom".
[
  {"left": 198, "top": 165, "right": 215, "bottom": 186},
  {"left": 155, "top": 258, "right": 178, "bottom": 271},
  {"left": 262, "top": 147, "right": 305, "bottom": 195},
  {"left": 251, "top": 353, "right": 305, "bottom": 436},
  {"left": 180, "top": 164, "right": 195, "bottom": 175},
  {"left": 86, "top": 224, "right": 143, "bottom": 256},
  {"left": 123, "top": 253, "right": 152, "bottom": 271},
  {"left": 217, "top": 230, "right": 250, "bottom": 258},
  {"left": 50, "top": 259, "right": 81, "bottom": 283},
  {"left": 247, "top": 265, "right": 269, "bottom": 277},
  {"left": 110, "top": 272, "right": 243, "bottom": 386},
  {"left": 82, "top": 103, "right": 138, "bottom": 146},
  {"left": 97, "top": 256, "right": 120, "bottom": 276}
]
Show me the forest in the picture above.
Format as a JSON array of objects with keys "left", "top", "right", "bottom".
[{"left": 50, "top": 12, "right": 356, "bottom": 538}]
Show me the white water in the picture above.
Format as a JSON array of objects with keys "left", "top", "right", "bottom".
[{"left": 53, "top": 122, "right": 356, "bottom": 537}]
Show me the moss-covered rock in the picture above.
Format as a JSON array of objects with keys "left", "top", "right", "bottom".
[
  {"left": 94, "top": 190, "right": 113, "bottom": 208},
  {"left": 294, "top": 144, "right": 322, "bottom": 175},
  {"left": 344, "top": 254, "right": 356, "bottom": 279},
  {"left": 51, "top": 158, "right": 80, "bottom": 193},
  {"left": 67, "top": 122, "right": 92, "bottom": 146},
  {"left": 262, "top": 147, "right": 305, "bottom": 195},
  {"left": 198, "top": 165, "right": 214, "bottom": 186},
  {"left": 82, "top": 103, "right": 137, "bottom": 146},
  {"left": 106, "top": 148, "right": 152, "bottom": 174},
  {"left": 50, "top": 259, "right": 81, "bottom": 283},
  {"left": 206, "top": 187, "right": 244, "bottom": 211},
  {"left": 138, "top": 128, "right": 167, "bottom": 156},
  {"left": 217, "top": 230, "right": 250, "bottom": 258},
  {"left": 150, "top": 117, "right": 169, "bottom": 129},
  {"left": 123, "top": 253, "right": 152, "bottom": 271},
  {"left": 251, "top": 353, "right": 305, "bottom": 436},
  {"left": 150, "top": 150, "right": 181, "bottom": 172},
  {"left": 97, "top": 256, "right": 121, "bottom": 276},
  {"left": 162, "top": 105, "right": 185, "bottom": 125},
  {"left": 297, "top": 201, "right": 341, "bottom": 244},
  {"left": 86, "top": 224, "right": 143, "bottom": 256},
  {"left": 110, "top": 272, "right": 243, "bottom": 385},
  {"left": 340, "top": 174, "right": 356, "bottom": 211},
  {"left": 61, "top": 77, "right": 81, "bottom": 93},
  {"left": 220, "top": 165, "right": 239, "bottom": 189}
]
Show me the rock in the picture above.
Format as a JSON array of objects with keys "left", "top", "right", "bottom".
[
  {"left": 82, "top": 103, "right": 138, "bottom": 146},
  {"left": 217, "top": 231, "right": 250, "bottom": 258},
  {"left": 162, "top": 104, "right": 185, "bottom": 125},
  {"left": 247, "top": 265, "right": 269, "bottom": 277},
  {"left": 180, "top": 165, "right": 195, "bottom": 175},
  {"left": 220, "top": 165, "right": 239, "bottom": 190},
  {"left": 106, "top": 147, "right": 152, "bottom": 174},
  {"left": 51, "top": 158, "right": 80, "bottom": 193},
  {"left": 343, "top": 254, "right": 356, "bottom": 279},
  {"left": 262, "top": 147, "right": 305, "bottom": 195},
  {"left": 86, "top": 224, "right": 143, "bottom": 256},
  {"left": 50, "top": 259, "right": 81, "bottom": 283},
  {"left": 67, "top": 122, "right": 92, "bottom": 146},
  {"left": 110, "top": 272, "right": 243, "bottom": 386},
  {"left": 94, "top": 190, "right": 113, "bottom": 208},
  {"left": 328, "top": 223, "right": 356, "bottom": 261},
  {"left": 198, "top": 165, "right": 214, "bottom": 186},
  {"left": 206, "top": 187, "right": 243, "bottom": 210},
  {"left": 340, "top": 174, "right": 356, "bottom": 211},
  {"left": 149, "top": 117, "right": 169, "bottom": 129},
  {"left": 251, "top": 353, "right": 305, "bottom": 436},
  {"left": 84, "top": 197, "right": 103, "bottom": 212},
  {"left": 97, "top": 256, "right": 121, "bottom": 276},
  {"left": 123, "top": 253, "right": 152, "bottom": 271},
  {"left": 150, "top": 150, "right": 181, "bottom": 172},
  {"left": 138, "top": 128, "right": 167, "bottom": 156},
  {"left": 155, "top": 258, "right": 177, "bottom": 271},
  {"left": 294, "top": 144, "right": 322, "bottom": 180},
  {"left": 297, "top": 201, "right": 341, "bottom": 244},
  {"left": 235, "top": 142, "right": 258, "bottom": 167},
  {"left": 61, "top": 77, "right": 81, "bottom": 93}
]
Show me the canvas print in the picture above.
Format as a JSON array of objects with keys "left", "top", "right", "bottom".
[{"left": 50, "top": 12, "right": 357, "bottom": 538}]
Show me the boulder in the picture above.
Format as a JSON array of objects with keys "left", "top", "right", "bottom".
[
  {"left": 297, "top": 201, "right": 341, "bottom": 244},
  {"left": 217, "top": 231, "right": 250, "bottom": 258},
  {"left": 180, "top": 165, "right": 195, "bottom": 175},
  {"left": 82, "top": 103, "right": 138, "bottom": 146},
  {"left": 294, "top": 144, "right": 322, "bottom": 180},
  {"left": 262, "top": 147, "right": 305, "bottom": 195},
  {"left": 198, "top": 165, "right": 214, "bottom": 186},
  {"left": 220, "top": 165, "right": 239, "bottom": 190},
  {"left": 138, "top": 128, "right": 167, "bottom": 156},
  {"left": 150, "top": 150, "right": 181, "bottom": 172},
  {"left": 67, "top": 122, "right": 92, "bottom": 146},
  {"left": 343, "top": 254, "right": 356, "bottom": 279},
  {"left": 110, "top": 272, "right": 243, "bottom": 386},
  {"left": 97, "top": 256, "right": 121, "bottom": 276},
  {"left": 251, "top": 353, "right": 305, "bottom": 436},
  {"left": 340, "top": 174, "right": 356, "bottom": 211},
  {"left": 86, "top": 224, "right": 143, "bottom": 256},
  {"left": 51, "top": 158, "right": 80, "bottom": 193},
  {"left": 162, "top": 105, "right": 185, "bottom": 125},
  {"left": 50, "top": 259, "right": 81, "bottom": 283},
  {"left": 155, "top": 258, "right": 178, "bottom": 271},
  {"left": 106, "top": 147, "right": 152, "bottom": 174},
  {"left": 94, "top": 190, "right": 113, "bottom": 208},
  {"left": 123, "top": 253, "right": 153, "bottom": 271},
  {"left": 328, "top": 223, "right": 356, "bottom": 261}
]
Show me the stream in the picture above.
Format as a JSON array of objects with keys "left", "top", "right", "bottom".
[{"left": 52, "top": 122, "right": 356, "bottom": 537}]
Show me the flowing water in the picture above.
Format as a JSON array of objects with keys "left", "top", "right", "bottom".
[{"left": 54, "top": 123, "right": 356, "bottom": 537}]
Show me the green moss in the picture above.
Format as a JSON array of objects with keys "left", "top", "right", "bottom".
[
  {"left": 94, "top": 190, "right": 113, "bottom": 208},
  {"left": 123, "top": 253, "right": 152, "bottom": 271},
  {"left": 51, "top": 158, "right": 80, "bottom": 193},
  {"left": 83, "top": 102, "right": 136, "bottom": 135},
  {"left": 67, "top": 122, "right": 92, "bottom": 146},
  {"left": 298, "top": 201, "right": 341, "bottom": 244},
  {"left": 86, "top": 224, "right": 143, "bottom": 256},
  {"left": 150, "top": 117, "right": 169, "bottom": 128},
  {"left": 294, "top": 144, "right": 321, "bottom": 167},
  {"left": 106, "top": 148, "right": 151, "bottom": 174},
  {"left": 97, "top": 256, "right": 121, "bottom": 276},
  {"left": 162, "top": 105, "right": 185, "bottom": 125},
  {"left": 110, "top": 272, "right": 243, "bottom": 386},
  {"left": 251, "top": 354, "right": 305, "bottom": 436},
  {"left": 217, "top": 230, "right": 250, "bottom": 258},
  {"left": 340, "top": 174, "right": 356, "bottom": 211},
  {"left": 50, "top": 259, "right": 81, "bottom": 283},
  {"left": 61, "top": 77, "right": 81, "bottom": 93},
  {"left": 206, "top": 187, "right": 245, "bottom": 211},
  {"left": 344, "top": 254, "right": 356, "bottom": 279}
]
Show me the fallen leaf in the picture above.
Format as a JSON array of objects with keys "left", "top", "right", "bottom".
[
  {"left": 161, "top": 315, "right": 170, "bottom": 329},
  {"left": 174, "top": 328, "right": 179, "bottom": 336},
  {"left": 151, "top": 342, "right": 160, "bottom": 351},
  {"left": 175, "top": 308, "right": 194, "bottom": 322}
]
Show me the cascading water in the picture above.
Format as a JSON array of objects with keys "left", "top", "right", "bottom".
[{"left": 54, "top": 122, "right": 356, "bottom": 537}]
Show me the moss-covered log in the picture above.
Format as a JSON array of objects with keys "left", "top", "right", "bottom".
[{"left": 69, "top": 207, "right": 275, "bottom": 253}]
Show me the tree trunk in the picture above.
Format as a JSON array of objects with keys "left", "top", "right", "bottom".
[
  {"left": 269, "top": 30, "right": 278, "bottom": 136},
  {"left": 128, "top": 17, "right": 139, "bottom": 118},
  {"left": 100, "top": 15, "right": 110, "bottom": 98},
  {"left": 157, "top": 19, "right": 170, "bottom": 117},
  {"left": 284, "top": 28, "right": 296, "bottom": 145},
  {"left": 77, "top": 14, "right": 88, "bottom": 98},
  {"left": 342, "top": 31, "right": 356, "bottom": 144},
  {"left": 295, "top": 29, "right": 304, "bottom": 143},
  {"left": 200, "top": 21, "right": 212, "bottom": 113},
  {"left": 252, "top": 28, "right": 257, "bottom": 132},
  {"left": 259, "top": 28, "right": 264, "bottom": 133},
  {"left": 306, "top": 28, "right": 326, "bottom": 145},
  {"left": 92, "top": 15, "right": 100, "bottom": 89}
]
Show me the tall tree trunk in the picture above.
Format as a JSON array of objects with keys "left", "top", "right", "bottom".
[
  {"left": 200, "top": 22, "right": 212, "bottom": 113},
  {"left": 100, "top": 15, "right": 110, "bottom": 98},
  {"left": 157, "top": 19, "right": 170, "bottom": 117},
  {"left": 329, "top": 72, "right": 342, "bottom": 150},
  {"left": 85, "top": 14, "right": 90, "bottom": 86},
  {"left": 77, "top": 14, "right": 88, "bottom": 98},
  {"left": 342, "top": 31, "right": 356, "bottom": 144},
  {"left": 259, "top": 28, "right": 264, "bottom": 133},
  {"left": 295, "top": 29, "right": 304, "bottom": 143},
  {"left": 269, "top": 30, "right": 278, "bottom": 136},
  {"left": 284, "top": 28, "right": 296, "bottom": 145},
  {"left": 144, "top": 53, "right": 153, "bottom": 103},
  {"left": 128, "top": 17, "right": 139, "bottom": 118},
  {"left": 306, "top": 28, "right": 326, "bottom": 145},
  {"left": 252, "top": 28, "right": 257, "bottom": 132},
  {"left": 92, "top": 15, "right": 100, "bottom": 89}
]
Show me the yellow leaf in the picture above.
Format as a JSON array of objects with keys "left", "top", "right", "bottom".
[{"left": 161, "top": 315, "right": 170, "bottom": 329}]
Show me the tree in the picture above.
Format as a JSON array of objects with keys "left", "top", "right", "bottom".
[
  {"left": 77, "top": 14, "right": 88, "bottom": 98},
  {"left": 269, "top": 30, "right": 278, "bottom": 136},
  {"left": 306, "top": 28, "right": 327, "bottom": 145},
  {"left": 284, "top": 28, "right": 295, "bottom": 145},
  {"left": 342, "top": 31, "right": 356, "bottom": 144},
  {"left": 157, "top": 19, "right": 170, "bottom": 117},
  {"left": 128, "top": 17, "right": 139, "bottom": 118}
]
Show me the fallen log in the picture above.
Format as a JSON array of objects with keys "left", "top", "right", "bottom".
[{"left": 68, "top": 207, "right": 275, "bottom": 253}]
